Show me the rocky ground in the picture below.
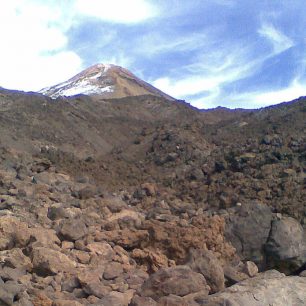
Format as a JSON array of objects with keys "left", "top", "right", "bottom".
[{"left": 0, "top": 90, "right": 305, "bottom": 305}]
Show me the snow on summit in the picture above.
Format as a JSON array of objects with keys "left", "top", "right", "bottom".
[
  {"left": 40, "top": 64, "right": 116, "bottom": 99},
  {"left": 40, "top": 63, "right": 175, "bottom": 100}
]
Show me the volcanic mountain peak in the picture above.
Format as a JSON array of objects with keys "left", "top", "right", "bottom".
[{"left": 40, "top": 63, "right": 174, "bottom": 100}]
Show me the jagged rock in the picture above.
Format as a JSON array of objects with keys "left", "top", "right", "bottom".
[
  {"left": 197, "top": 270, "right": 306, "bottom": 306},
  {"left": 265, "top": 217, "right": 306, "bottom": 274},
  {"left": 186, "top": 249, "right": 224, "bottom": 293},
  {"left": 140, "top": 266, "right": 209, "bottom": 300}
]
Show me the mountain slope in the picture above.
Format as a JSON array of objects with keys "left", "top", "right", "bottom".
[
  {"left": 40, "top": 63, "right": 175, "bottom": 100},
  {"left": 0, "top": 88, "right": 305, "bottom": 304}
]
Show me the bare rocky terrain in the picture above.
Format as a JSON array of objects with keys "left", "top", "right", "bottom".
[{"left": 0, "top": 84, "right": 305, "bottom": 305}]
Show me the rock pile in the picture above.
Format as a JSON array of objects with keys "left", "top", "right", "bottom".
[{"left": 0, "top": 91, "right": 305, "bottom": 305}]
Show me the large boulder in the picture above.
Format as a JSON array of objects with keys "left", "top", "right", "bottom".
[
  {"left": 196, "top": 270, "right": 306, "bottom": 306},
  {"left": 225, "top": 202, "right": 273, "bottom": 267},
  {"left": 264, "top": 217, "right": 306, "bottom": 274},
  {"left": 140, "top": 265, "right": 209, "bottom": 301}
]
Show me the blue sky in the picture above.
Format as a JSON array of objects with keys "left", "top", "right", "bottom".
[{"left": 1, "top": 0, "right": 306, "bottom": 109}]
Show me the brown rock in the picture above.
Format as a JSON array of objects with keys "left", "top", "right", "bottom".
[
  {"left": 30, "top": 228, "right": 61, "bottom": 248},
  {"left": 59, "top": 218, "right": 87, "bottom": 242},
  {"left": 31, "top": 247, "right": 76, "bottom": 276},
  {"left": 131, "top": 248, "right": 175, "bottom": 273},
  {"left": 141, "top": 183, "right": 157, "bottom": 196},
  {"left": 140, "top": 266, "right": 209, "bottom": 300},
  {"left": 85, "top": 242, "right": 115, "bottom": 261},
  {"left": 158, "top": 294, "right": 189, "bottom": 306},
  {"left": 83, "top": 281, "right": 111, "bottom": 299},
  {"left": 0, "top": 216, "right": 31, "bottom": 250},
  {"left": 71, "top": 250, "right": 90, "bottom": 264},
  {"left": 96, "top": 229, "right": 149, "bottom": 249},
  {"left": 103, "top": 262, "right": 124, "bottom": 280},
  {"left": 77, "top": 267, "right": 104, "bottom": 287},
  {"left": 142, "top": 215, "right": 235, "bottom": 264},
  {"left": 130, "top": 295, "right": 157, "bottom": 306},
  {"left": 99, "top": 291, "right": 131, "bottom": 306},
  {"left": 32, "top": 292, "right": 53, "bottom": 306},
  {"left": 186, "top": 249, "right": 224, "bottom": 293},
  {"left": 0, "top": 248, "right": 32, "bottom": 271},
  {"left": 62, "top": 241, "right": 74, "bottom": 250}
]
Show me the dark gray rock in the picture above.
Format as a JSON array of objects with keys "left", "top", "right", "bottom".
[
  {"left": 225, "top": 202, "right": 273, "bottom": 267},
  {"left": 47, "top": 206, "right": 68, "bottom": 221},
  {"left": 265, "top": 217, "right": 306, "bottom": 274},
  {"left": 59, "top": 218, "right": 87, "bottom": 241}
]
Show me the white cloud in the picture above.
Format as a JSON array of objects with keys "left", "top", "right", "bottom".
[
  {"left": 0, "top": 1, "right": 82, "bottom": 91},
  {"left": 258, "top": 23, "right": 294, "bottom": 54},
  {"left": 229, "top": 79, "right": 306, "bottom": 108},
  {"left": 153, "top": 76, "right": 221, "bottom": 97},
  {"left": 0, "top": 0, "right": 160, "bottom": 91},
  {"left": 136, "top": 32, "right": 210, "bottom": 56},
  {"left": 152, "top": 43, "right": 265, "bottom": 108},
  {"left": 75, "top": 0, "right": 158, "bottom": 24},
  {"left": 99, "top": 53, "right": 134, "bottom": 70}
]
